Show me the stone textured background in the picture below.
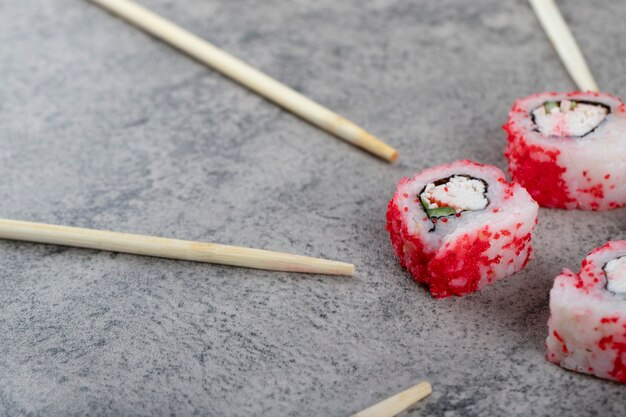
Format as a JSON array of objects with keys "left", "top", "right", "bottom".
[{"left": 1, "top": 0, "right": 625, "bottom": 416}]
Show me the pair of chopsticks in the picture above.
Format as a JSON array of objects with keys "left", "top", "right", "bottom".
[
  {"left": 3, "top": 0, "right": 391, "bottom": 276},
  {"left": 9, "top": 0, "right": 398, "bottom": 275},
  {"left": 529, "top": 0, "right": 599, "bottom": 91}
]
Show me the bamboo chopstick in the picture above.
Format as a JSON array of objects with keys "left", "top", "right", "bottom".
[
  {"left": 528, "top": 0, "right": 599, "bottom": 91},
  {"left": 351, "top": 381, "right": 432, "bottom": 417},
  {"left": 0, "top": 218, "right": 355, "bottom": 276},
  {"left": 86, "top": 0, "right": 398, "bottom": 162}
]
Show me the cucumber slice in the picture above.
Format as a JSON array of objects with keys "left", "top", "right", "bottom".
[
  {"left": 420, "top": 195, "right": 456, "bottom": 218},
  {"left": 544, "top": 101, "right": 558, "bottom": 114},
  {"left": 427, "top": 206, "right": 456, "bottom": 217}
]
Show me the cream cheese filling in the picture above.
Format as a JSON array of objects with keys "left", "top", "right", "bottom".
[
  {"left": 605, "top": 256, "right": 626, "bottom": 295},
  {"left": 420, "top": 176, "right": 488, "bottom": 218},
  {"left": 532, "top": 99, "right": 608, "bottom": 137}
]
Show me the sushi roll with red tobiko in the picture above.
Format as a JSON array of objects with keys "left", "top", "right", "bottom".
[
  {"left": 386, "top": 160, "right": 539, "bottom": 298},
  {"left": 546, "top": 241, "right": 626, "bottom": 383},
  {"left": 504, "top": 91, "right": 626, "bottom": 210}
]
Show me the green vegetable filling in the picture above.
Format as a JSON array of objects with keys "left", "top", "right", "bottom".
[
  {"left": 543, "top": 100, "right": 579, "bottom": 114},
  {"left": 420, "top": 195, "right": 456, "bottom": 218},
  {"left": 544, "top": 101, "right": 558, "bottom": 114}
]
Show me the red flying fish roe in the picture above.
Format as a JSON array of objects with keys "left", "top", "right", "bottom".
[
  {"left": 386, "top": 160, "right": 538, "bottom": 298},
  {"left": 503, "top": 91, "right": 626, "bottom": 210},
  {"left": 546, "top": 241, "right": 626, "bottom": 383}
]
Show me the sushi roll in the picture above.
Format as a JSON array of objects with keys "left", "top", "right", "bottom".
[
  {"left": 386, "top": 160, "right": 539, "bottom": 298},
  {"left": 546, "top": 241, "right": 626, "bottom": 383},
  {"left": 503, "top": 91, "right": 626, "bottom": 210}
]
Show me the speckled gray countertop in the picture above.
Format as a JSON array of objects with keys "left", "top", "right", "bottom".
[{"left": 1, "top": 1, "right": 625, "bottom": 416}]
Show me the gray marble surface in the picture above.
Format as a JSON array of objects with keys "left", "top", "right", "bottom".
[{"left": 1, "top": 0, "right": 625, "bottom": 416}]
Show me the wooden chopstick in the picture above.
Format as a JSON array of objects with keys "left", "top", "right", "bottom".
[
  {"left": 86, "top": 0, "right": 398, "bottom": 162},
  {"left": 351, "top": 381, "right": 432, "bottom": 417},
  {"left": 0, "top": 218, "right": 355, "bottom": 276},
  {"left": 528, "top": 0, "right": 599, "bottom": 91}
]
